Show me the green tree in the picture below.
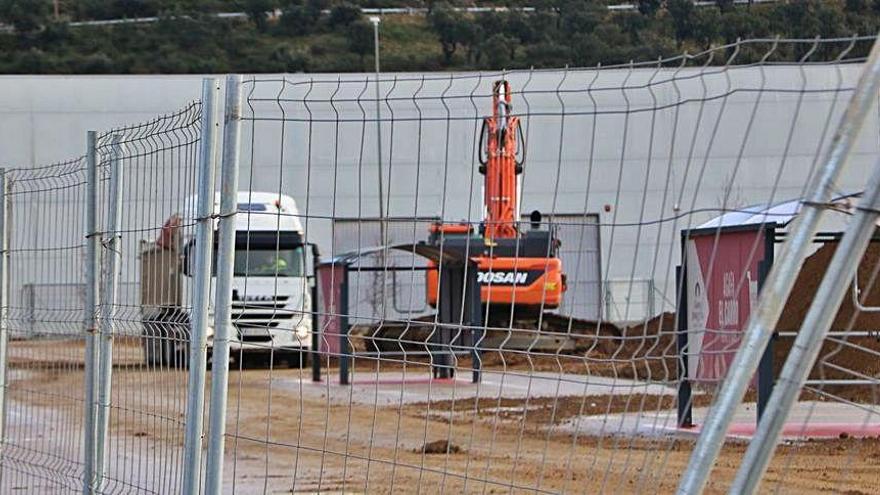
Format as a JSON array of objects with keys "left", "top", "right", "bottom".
[
  {"left": 327, "top": 2, "right": 361, "bottom": 27},
  {"left": 560, "top": 1, "right": 605, "bottom": 36},
  {"left": 478, "top": 33, "right": 516, "bottom": 68},
  {"left": 428, "top": 2, "right": 474, "bottom": 64},
  {"left": 846, "top": 0, "right": 868, "bottom": 12},
  {"left": 347, "top": 19, "right": 374, "bottom": 64},
  {"left": 667, "top": 0, "right": 695, "bottom": 43},
  {"left": 278, "top": 0, "right": 321, "bottom": 36},
  {"left": 638, "top": 0, "right": 662, "bottom": 17},
  {"left": 692, "top": 8, "right": 721, "bottom": 49},
  {"left": 0, "top": 0, "right": 50, "bottom": 33},
  {"left": 241, "top": 0, "right": 279, "bottom": 32},
  {"left": 716, "top": 0, "right": 735, "bottom": 14}
]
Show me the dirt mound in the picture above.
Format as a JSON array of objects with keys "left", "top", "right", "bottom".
[
  {"left": 417, "top": 440, "right": 462, "bottom": 455},
  {"left": 774, "top": 242, "right": 880, "bottom": 403},
  {"left": 777, "top": 241, "right": 880, "bottom": 331},
  {"left": 612, "top": 312, "right": 679, "bottom": 381}
]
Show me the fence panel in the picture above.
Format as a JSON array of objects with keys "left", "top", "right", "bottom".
[
  {"left": 2, "top": 36, "right": 880, "bottom": 495},
  {"left": 0, "top": 101, "right": 209, "bottom": 493},
  {"left": 212, "top": 36, "right": 880, "bottom": 495},
  {"left": 1, "top": 159, "right": 90, "bottom": 492},
  {"left": 89, "top": 101, "right": 209, "bottom": 494}
]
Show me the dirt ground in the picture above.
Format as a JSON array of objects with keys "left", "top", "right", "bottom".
[{"left": 3, "top": 340, "right": 880, "bottom": 494}]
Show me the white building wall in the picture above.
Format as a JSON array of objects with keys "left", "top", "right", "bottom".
[{"left": 1, "top": 65, "right": 876, "bottom": 321}]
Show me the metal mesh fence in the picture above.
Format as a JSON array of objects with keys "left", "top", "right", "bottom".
[
  {"left": 2, "top": 37, "right": 880, "bottom": 495},
  {"left": 89, "top": 101, "right": 206, "bottom": 493},
  {"left": 213, "top": 36, "right": 880, "bottom": 494},
  {"left": 2, "top": 158, "right": 90, "bottom": 492},
  {"left": 0, "top": 97, "right": 208, "bottom": 493}
]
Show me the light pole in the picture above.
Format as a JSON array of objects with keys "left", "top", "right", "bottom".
[
  {"left": 369, "top": 16, "right": 386, "bottom": 246},
  {"left": 368, "top": 15, "right": 389, "bottom": 321}
]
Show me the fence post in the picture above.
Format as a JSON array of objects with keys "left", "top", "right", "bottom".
[
  {"left": 675, "top": 263, "right": 692, "bottom": 428},
  {"left": 0, "top": 170, "right": 9, "bottom": 447},
  {"left": 311, "top": 245, "right": 321, "bottom": 383},
  {"left": 94, "top": 134, "right": 124, "bottom": 490},
  {"left": 82, "top": 131, "right": 101, "bottom": 494},
  {"left": 182, "top": 77, "right": 221, "bottom": 495},
  {"left": 676, "top": 35, "right": 880, "bottom": 495},
  {"left": 205, "top": 74, "right": 242, "bottom": 495}
]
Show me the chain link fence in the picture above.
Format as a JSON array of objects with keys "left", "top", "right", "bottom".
[{"left": 1, "top": 36, "right": 880, "bottom": 494}]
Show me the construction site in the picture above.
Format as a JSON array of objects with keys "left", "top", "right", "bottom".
[{"left": 1, "top": 36, "right": 880, "bottom": 494}]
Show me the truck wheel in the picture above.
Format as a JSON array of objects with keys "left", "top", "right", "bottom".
[
  {"left": 143, "top": 312, "right": 190, "bottom": 368},
  {"left": 143, "top": 318, "right": 175, "bottom": 367}
]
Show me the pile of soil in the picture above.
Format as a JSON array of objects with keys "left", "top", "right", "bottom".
[
  {"left": 417, "top": 440, "right": 462, "bottom": 455},
  {"left": 410, "top": 393, "right": 714, "bottom": 429},
  {"left": 589, "top": 243, "right": 880, "bottom": 402},
  {"left": 774, "top": 242, "right": 880, "bottom": 403},
  {"left": 613, "top": 312, "right": 679, "bottom": 381}
]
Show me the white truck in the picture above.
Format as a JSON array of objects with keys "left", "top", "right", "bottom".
[{"left": 140, "top": 192, "right": 313, "bottom": 367}]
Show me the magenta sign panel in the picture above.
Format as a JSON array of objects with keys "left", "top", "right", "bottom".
[
  {"left": 686, "top": 229, "right": 765, "bottom": 384},
  {"left": 316, "top": 263, "right": 345, "bottom": 355}
]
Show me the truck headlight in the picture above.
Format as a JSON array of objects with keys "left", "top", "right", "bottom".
[{"left": 295, "top": 325, "right": 310, "bottom": 340}]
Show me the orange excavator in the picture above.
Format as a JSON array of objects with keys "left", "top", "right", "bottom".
[{"left": 425, "top": 80, "right": 567, "bottom": 325}]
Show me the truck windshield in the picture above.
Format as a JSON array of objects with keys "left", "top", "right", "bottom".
[{"left": 233, "top": 247, "right": 305, "bottom": 277}]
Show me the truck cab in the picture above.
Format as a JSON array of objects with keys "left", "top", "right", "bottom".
[{"left": 141, "top": 192, "right": 313, "bottom": 368}]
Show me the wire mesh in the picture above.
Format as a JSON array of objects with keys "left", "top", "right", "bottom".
[
  {"left": 90, "top": 102, "right": 205, "bottom": 494},
  {"left": 1, "top": 158, "right": 90, "bottom": 492},
  {"left": 213, "top": 36, "right": 880, "bottom": 494},
  {"left": 0, "top": 101, "right": 207, "bottom": 493},
  {"left": 2, "top": 35, "right": 880, "bottom": 495}
]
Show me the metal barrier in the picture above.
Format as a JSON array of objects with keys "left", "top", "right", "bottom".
[{"left": 2, "top": 37, "right": 880, "bottom": 495}]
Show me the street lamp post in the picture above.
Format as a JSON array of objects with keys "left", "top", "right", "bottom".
[{"left": 369, "top": 16, "right": 386, "bottom": 247}]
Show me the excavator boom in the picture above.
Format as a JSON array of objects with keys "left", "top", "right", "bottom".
[{"left": 481, "top": 80, "right": 521, "bottom": 240}]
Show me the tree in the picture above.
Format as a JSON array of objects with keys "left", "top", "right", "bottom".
[
  {"left": 846, "top": 0, "right": 868, "bottom": 12},
  {"left": 428, "top": 2, "right": 474, "bottom": 64},
  {"left": 327, "top": 2, "right": 361, "bottom": 28},
  {"left": 279, "top": 0, "right": 322, "bottom": 36},
  {"left": 692, "top": 8, "right": 721, "bottom": 49},
  {"left": 667, "top": 0, "right": 695, "bottom": 43},
  {"left": 479, "top": 33, "right": 516, "bottom": 68},
  {"left": 347, "top": 19, "right": 374, "bottom": 64},
  {"left": 560, "top": 0, "right": 605, "bottom": 36},
  {"left": 638, "top": 0, "right": 662, "bottom": 17},
  {"left": 242, "top": 0, "right": 279, "bottom": 32},
  {"left": 716, "top": 0, "right": 735, "bottom": 14},
  {"left": 0, "top": 0, "right": 50, "bottom": 33}
]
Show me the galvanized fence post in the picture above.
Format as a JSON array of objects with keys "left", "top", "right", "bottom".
[
  {"left": 205, "top": 74, "right": 242, "bottom": 495},
  {"left": 182, "top": 77, "right": 221, "bottom": 495},
  {"left": 730, "top": 157, "right": 880, "bottom": 493},
  {"left": 94, "top": 134, "right": 125, "bottom": 490},
  {"left": 677, "top": 34, "right": 880, "bottom": 495},
  {"left": 82, "top": 131, "right": 101, "bottom": 494},
  {"left": 0, "top": 170, "right": 9, "bottom": 449}
]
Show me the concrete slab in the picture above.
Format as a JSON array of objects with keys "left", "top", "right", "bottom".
[
  {"left": 557, "top": 400, "right": 880, "bottom": 440},
  {"left": 282, "top": 370, "right": 680, "bottom": 407}
]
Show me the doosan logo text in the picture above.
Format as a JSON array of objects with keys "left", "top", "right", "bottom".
[{"left": 477, "top": 271, "right": 529, "bottom": 285}]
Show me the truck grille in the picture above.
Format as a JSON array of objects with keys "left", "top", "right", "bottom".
[{"left": 231, "top": 294, "right": 300, "bottom": 340}]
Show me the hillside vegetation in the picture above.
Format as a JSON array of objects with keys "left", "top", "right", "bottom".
[{"left": 0, "top": 0, "right": 877, "bottom": 73}]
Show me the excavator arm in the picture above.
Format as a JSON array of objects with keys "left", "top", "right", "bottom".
[{"left": 479, "top": 80, "right": 522, "bottom": 241}]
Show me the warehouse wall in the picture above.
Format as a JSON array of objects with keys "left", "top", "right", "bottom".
[{"left": 1, "top": 65, "right": 876, "bottom": 321}]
